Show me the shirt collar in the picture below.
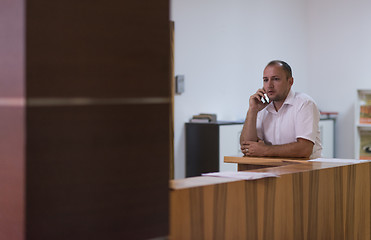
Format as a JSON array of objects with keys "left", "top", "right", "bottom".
[
  {"left": 265, "top": 89, "right": 295, "bottom": 113},
  {"left": 284, "top": 89, "right": 295, "bottom": 106}
]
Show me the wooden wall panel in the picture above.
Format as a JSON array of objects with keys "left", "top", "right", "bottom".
[
  {"left": 170, "top": 162, "right": 371, "bottom": 240},
  {"left": 26, "top": 0, "right": 170, "bottom": 98},
  {"left": 26, "top": 104, "right": 169, "bottom": 239},
  {"left": 0, "top": 0, "right": 170, "bottom": 239}
]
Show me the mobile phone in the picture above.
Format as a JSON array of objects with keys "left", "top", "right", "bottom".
[{"left": 260, "top": 93, "right": 270, "bottom": 104}]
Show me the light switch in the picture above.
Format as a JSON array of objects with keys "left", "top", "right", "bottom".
[{"left": 175, "top": 75, "right": 185, "bottom": 94}]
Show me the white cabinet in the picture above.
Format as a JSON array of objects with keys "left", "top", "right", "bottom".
[
  {"left": 355, "top": 89, "right": 371, "bottom": 159},
  {"left": 319, "top": 119, "right": 335, "bottom": 158},
  {"left": 219, "top": 124, "right": 243, "bottom": 172}
]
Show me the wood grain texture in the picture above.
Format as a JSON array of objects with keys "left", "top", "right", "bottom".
[{"left": 170, "top": 162, "right": 371, "bottom": 240}]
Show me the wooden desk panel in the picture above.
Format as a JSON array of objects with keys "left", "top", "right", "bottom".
[
  {"left": 225, "top": 156, "right": 309, "bottom": 171},
  {"left": 170, "top": 162, "right": 371, "bottom": 240}
]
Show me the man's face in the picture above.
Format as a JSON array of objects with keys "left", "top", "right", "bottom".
[{"left": 263, "top": 64, "right": 293, "bottom": 102}]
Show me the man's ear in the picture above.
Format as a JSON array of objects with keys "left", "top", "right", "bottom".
[{"left": 289, "top": 77, "right": 294, "bottom": 86}]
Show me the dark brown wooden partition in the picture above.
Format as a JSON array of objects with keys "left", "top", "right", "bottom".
[{"left": 0, "top": 1, "right": 170, "bottom": 239}]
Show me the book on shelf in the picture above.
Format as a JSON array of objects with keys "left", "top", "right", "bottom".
[
  {"left": 359, "top": 131, "right": 371, "bottom": 160},
  {"left": 190, "top": 113, "right": 217, "bottom": 123},
  {"left": 360, "top": 105, "right": 371, "bottom": 124},
  {"left": 190, "top": 118, "right": 210, "bottom": 123},
  {"left": 359, "top": 97, "right": 371, "bottom": 124}
]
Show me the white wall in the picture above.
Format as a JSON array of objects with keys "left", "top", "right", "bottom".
[
  {"left": 171, "top": 0, "right": 309, "bottom": 179},
  {"left": 306, "top": 0, "right": 371, "bottom": 158},
  {"left": 171, "top": 0, "right": 371, "bottom": 179}
]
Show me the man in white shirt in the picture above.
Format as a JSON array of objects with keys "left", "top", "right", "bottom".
[{"left": 240, "top": 60, "right": 322, "bottom": 159}]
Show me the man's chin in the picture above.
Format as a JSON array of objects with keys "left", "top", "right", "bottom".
[
  {"left": 269, "top": 96, "right": 283, "bottom": 102},
  {"left": 269, "top": 97, "right": 277, "bottom": 102}
]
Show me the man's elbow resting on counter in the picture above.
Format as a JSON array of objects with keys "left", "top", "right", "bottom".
[
  {"left": 303, "top": 148, "right": 313, "bottom": 158},
  {"left": 290, "top": 148, "right": 312, "bottom": 158},
  {"left": 296, "top": 138, "right": 314, "bottom": 158},
  {"left": 265, "top": 145, "right": 313, "bottom": 158}
]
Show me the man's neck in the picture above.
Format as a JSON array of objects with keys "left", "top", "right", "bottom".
[
  {"left": 273, "top": 89, "right": 291, "bottom": 112},
  {"left": 273, "top": 101, "right": 284, "bottom": 112}
]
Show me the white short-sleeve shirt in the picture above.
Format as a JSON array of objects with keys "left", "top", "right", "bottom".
[{"left": 256, "top": 90, "right": 322, "bottom": 159}]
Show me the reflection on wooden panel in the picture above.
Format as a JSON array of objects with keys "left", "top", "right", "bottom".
[
  {"left": 169, "top": 21, "right": 175, "bottom": 179},
  {"left": 0, "top": 107, "right": 25, "bottom": 240},
  {"left": 27, "top": 104, "right": 169, "bottom": 240},
  {"left": 170, "top": 162, "right": 371, "bottom": 240}
]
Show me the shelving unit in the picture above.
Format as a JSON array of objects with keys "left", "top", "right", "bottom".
[{"left": 355, "top": 89, "right": 371, "bottom": 159}]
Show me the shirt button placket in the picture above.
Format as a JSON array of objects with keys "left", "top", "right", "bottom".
[{"left": 274, "top": 112, "right": 280, "bottom": 144}]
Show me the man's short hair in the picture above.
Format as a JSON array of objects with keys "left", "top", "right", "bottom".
[{"left": 266, "top": 60, "right": 292, "bottom": 79}]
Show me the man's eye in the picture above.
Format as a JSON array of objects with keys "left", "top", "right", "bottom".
[
  {"left": 274, "top": 77, "right": 279, "bottom": 81},
  {"left": 263, "top": 79, "right": 268, "bottom": 82}
]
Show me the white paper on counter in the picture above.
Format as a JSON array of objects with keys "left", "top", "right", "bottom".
[
  {"left": 202, "top": 171, "right": 278, "bottom": 180},
  {"left": 309, "top": 158, "right": 370, "bottom": 164}
]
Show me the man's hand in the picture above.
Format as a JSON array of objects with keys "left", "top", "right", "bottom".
[
  {"left": 241, "top": 140, "right": 267, "bottom": 157},
  {"left": 249, "top": 88, "right": 269, "bottom": 113},
  {"left": 241, "top": 138, "right": 314, "bottom": 158}
]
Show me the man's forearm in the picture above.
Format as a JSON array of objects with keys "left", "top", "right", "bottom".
[
  {"left": 259, "top": 139, "right": 313, "bottom": 158},
  {"left": 240, "top": 109, "right": 259, "bottom": 144}
]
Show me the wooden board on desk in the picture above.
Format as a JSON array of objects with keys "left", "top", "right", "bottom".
[
  {"left": 224, "top": 156, "right": 309, "bottom": 165},
  {"left": 224, "top": 156, "right": 309, "bottom": 164}
]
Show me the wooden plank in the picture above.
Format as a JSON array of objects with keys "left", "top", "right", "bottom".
[
  {"left": 224, "top": 156, "right": 309, "bottom": 165},
  {"left": 170, "top": 176, "right": 240, "bottom": 190}
]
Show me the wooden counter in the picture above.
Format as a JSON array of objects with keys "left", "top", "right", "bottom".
[{"left": 170, "top": 158, "right": 371, "bottom": 240}]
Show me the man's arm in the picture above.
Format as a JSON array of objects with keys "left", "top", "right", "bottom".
[
  {"left": 241, "top": 138, "right": 314, "bottom": 158},
  {"left": 240, "top": 88, "right": 268, "bottom": 144},
  {"left": 240, "top": 109, "right": 259, "bottom": 143}
]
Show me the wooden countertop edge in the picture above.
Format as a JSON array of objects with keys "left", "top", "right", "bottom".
[
  {"left": 170, "top": 157, "right": 370, "bottom": 191},
  {"left": 224, "top": 155, "right": 309, "bottom": 165},
  {"left": 170, "top": 176, "right": 241, "bottom": 190},
  {"left": 170, "top": 162, "right": 364, "bottom": 190}
]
